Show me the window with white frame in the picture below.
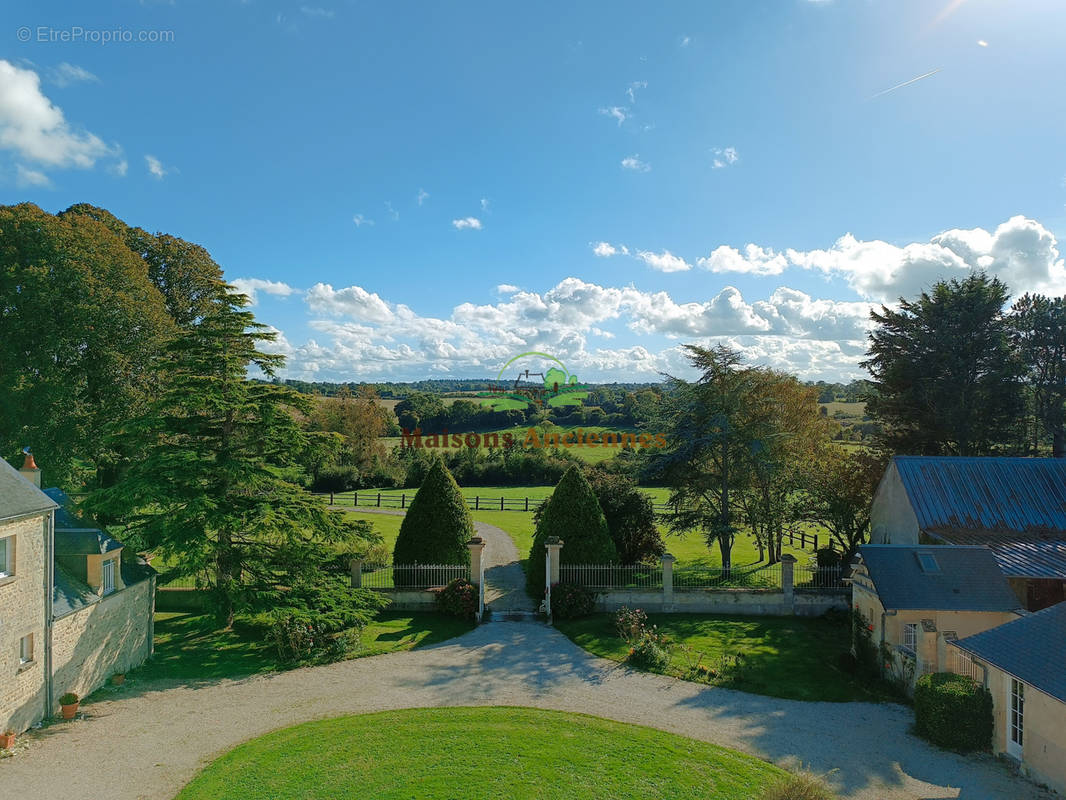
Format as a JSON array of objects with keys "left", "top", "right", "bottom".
[
  {"left": 102, "top": 558, "right": 115, "bottom": 595},
  {"left": 902, "top": 623, "right": 918, "bottom": 654},
  {"left": 19, "top": 633, "right": 33, "bottom": 665},
  {"left": 0, "top": 534, "right": 13, "bottom": 578}
]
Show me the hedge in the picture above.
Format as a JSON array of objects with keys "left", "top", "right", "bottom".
[
  {"left": 913, "top": 672, "right": 993, "bottom": 752},
  {"left": 527, "top": 465, "right": 617, "bottom": 595},
  {"left": 392, "top": 459, "right": 472, "bottom": 583}
]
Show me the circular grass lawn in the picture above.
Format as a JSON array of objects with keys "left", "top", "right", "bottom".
[{"left": 175, "top": 707, "right": 786, "bottom": 800}]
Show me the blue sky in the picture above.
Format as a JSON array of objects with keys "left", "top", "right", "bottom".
[{"left": 3, "top": 0, "right": 1066, "bottom": 382}]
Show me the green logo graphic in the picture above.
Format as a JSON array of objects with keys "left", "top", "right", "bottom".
[{"left": 477, "top": 352, "right": 589, "bottom": 410}]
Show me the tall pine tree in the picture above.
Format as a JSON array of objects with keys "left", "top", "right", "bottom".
[
  {"left": 85, "top": 292, "right": 379, "bottom": 627},
  {"left": 863, "top": 274, "right": 1024, "bottom": 455}
]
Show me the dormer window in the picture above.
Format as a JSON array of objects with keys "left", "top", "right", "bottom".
[
  {"left": 916, "top": 551, "right": 940, "bottom": 573},
  {"left": 102, "top": 558, "right": 115, "bottom": 596}
]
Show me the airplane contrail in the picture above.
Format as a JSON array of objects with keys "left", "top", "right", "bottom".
[{"left": 869, "top": 68, "right": 942, "bottom": 99}]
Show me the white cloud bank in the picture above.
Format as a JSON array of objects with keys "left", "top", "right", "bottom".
[
  {"left": 267, "top": 277, "right": 875, "bottom": 382},
  {"left": 703, "top": 216, "right": 1066, "bottom": 301}
]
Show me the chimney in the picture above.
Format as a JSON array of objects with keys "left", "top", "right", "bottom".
[{"left": 19, "top": 446, "right": 41, "bottom": 488}]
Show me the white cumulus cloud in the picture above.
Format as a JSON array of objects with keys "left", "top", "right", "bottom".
[
  {"left": 452, "top": 217, "right": 483, "bottom": 230},
  {"left": 230, "top": 278, "right": 297, "bottom": 306},
  {"left": 0, "top": 59, "right": 115, "bottom": 170}
]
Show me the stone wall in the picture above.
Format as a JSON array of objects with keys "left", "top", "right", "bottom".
[
  {"left": 593, "top": 588, "right": 847, "bottom": 616},
  {"left": 380, "top": 590, "right": 438, "bottom": 611},
  {"left": 0, "top": 512, "right": 49, "bottom": 734},
  {"left": 51, "top": 577, "right": 154, "bottom": 707}
]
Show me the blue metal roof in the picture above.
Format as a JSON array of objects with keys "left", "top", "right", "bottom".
[
  {"left": 951, "top": 601, "right": 1066, "bottom": 703},
  {"left": 894, "top": 456, "right": 1066, "bottom": 535}
]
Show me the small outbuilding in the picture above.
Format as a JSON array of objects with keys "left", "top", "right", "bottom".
[
  {"left": 850, "top": 544, "right": 1022, "bottom": 689},
  {"left": 948, "top": 601, "right": 1066, "bottom": 796},
  {"left": 870, "top": 456, "right": 1066, "bottom": 611}
]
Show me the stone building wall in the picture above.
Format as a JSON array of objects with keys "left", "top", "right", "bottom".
[
  {"left": 0, "top": 512, "right": 49, "bottom": 734},
  {"left": 51, "top": 577, "right": 154, "bottom": 707}
]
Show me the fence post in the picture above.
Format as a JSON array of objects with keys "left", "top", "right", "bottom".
[
  {"left": 353, "top": 491, "right": 358, "bottom": 507},
  {"left": 814, "top": 534, "right": 819, "bottom": 551},
  {"left": 467, "top": 536, "right": 486, "bottom": 622},
  {"left": 545, "top": 536, "right": 563, "bottom": 586},
  {"left": 401, "top": 494, "right": 406, "bottom": 509},
  {"left": 525, "top": 497, "right": 529, "bottom": 512},
  {"left": 500, "top": 496, "right": 504, "bottom": 511},
  {"left": 330, "top": 491, "right": 334, "bottom": 505},
  {"left": 662, "top": 553, "right": 675, "bottom": 611},
  {"left": 377, "top": 493, "right": 381, "bottom": 507},
  {"left": 475, "top": 496, "right": 480, "bottom": 511},
  {"left": 350, "top": 559, "right": 363, "bottom": 589},
  {"left": 781, "top": 553, "right": 796, "bottom": 614}
]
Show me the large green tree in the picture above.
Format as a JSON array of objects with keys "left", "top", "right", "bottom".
[
  {"left": 0, "top": 203, "right": 173, "bottom": 487},
  {"left": 581, "top": 466, "right": 664, "bottom": 565},
  {"left": 650, "top": 345, "right": 770, "bottom": 573},
  {"left": 1010, "top": 293, "right": 1066, "bottom": 457},
  {"left": 863, "top": 273, "right": 1025, "bottom": 455},
  {"left": 527, "top": 465, "right": 617, "bottom": 595},
  {"left": 60, "top": 203, "right": 229, "bottom": 327},
  {"left": 84, "top": 293, "right": 376, "bottom": 627},
  {"left": 802, "top": 448, "right": 886, "bottom": 563}
]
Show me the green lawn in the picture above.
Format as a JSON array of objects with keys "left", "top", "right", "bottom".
[
  {"left": 174, "top": 707, "right": 789, "bottom": 800},
  {"left": 556, "top": 613, "right": 893, "bottom": 703},
  {"left": 131, "top": 611, "right": 473, "bottom": 683},
  {"left": 345, "top": 511, "right": 405, "bottom": 552}
]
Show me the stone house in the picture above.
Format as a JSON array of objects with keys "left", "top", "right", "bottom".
[
  {"left": 948, "top": 601, "right": 1066, "bottom": 796},
  {"left": 0, "top": 453, "right": 155, "bottom": 734},
  {"left": 850, "top": 544, "right": 1022, "bottom": 689},
  {"left": 870, "top": 456, "right": 1066, "bottom": 611}
]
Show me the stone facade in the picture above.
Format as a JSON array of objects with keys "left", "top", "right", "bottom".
[
  {"left": 852, "top": 570, "right": 1018, "bottom": 690},
  {"left": 0, "top": 512, "right": 49, "bottom": 734},
  {"left": 869, "top": 461, "right": 920, "bottom": 545},
  {"left": 983, "top": 665, "right": 1066, "bottom": 796},
  {"left": 52, "top": 578, "right": 154, "bottom": 705}
]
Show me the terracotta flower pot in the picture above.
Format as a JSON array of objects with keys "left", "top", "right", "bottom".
[
  {"left": 1, "top": 732, "right": 15, "bottom": 750},
  {"left": 60, "top": 703, "right": 79, "bottom": 720}
]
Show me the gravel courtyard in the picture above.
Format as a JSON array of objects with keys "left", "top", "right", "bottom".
[{"left": 0, "top": 618, "right": 1051, "bottom": 800}]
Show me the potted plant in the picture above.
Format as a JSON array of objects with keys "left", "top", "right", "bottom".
[
  {"left": 58, "top": 692, "right": 80, "bottom": 720},
  {"left": 110, "top": 673, "right": 125, "bottom": 686},
  {"left": 1, "top": 729, "right": 14, "bottom": 750}
]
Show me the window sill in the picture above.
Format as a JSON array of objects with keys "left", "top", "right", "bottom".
[
  {"left": 0, "top": 574, "right": 16, "bottom": 588},
  {"left": 16, "top": 660, "right": 36, "bottom": 674}
]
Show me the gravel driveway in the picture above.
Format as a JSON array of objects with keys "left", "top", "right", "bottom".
[
  {"left": 1, "top": 506, "right": 1050, "bottom": 800},
  {"left": 1, "top": 620, "right": 1050, "bottom": 800}
]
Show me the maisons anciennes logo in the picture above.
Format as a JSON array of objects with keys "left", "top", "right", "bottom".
[{"left": 400, "top": 351, "right": 667, "bottom": 450}]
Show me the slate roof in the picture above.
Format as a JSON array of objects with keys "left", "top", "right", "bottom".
[
  {"left": 53, "top": 563, "right": 99, "bottom": 618},
  {"left": 44, "top": 487, "right": 125, "bottom": 554},
  {"left": 857, "top": 544, "right": 1022, "bottom": 612},
  {"left": 950, "top": 601, "right": 1066, "bottom": 703},
  {"left": 0, "top": 458, "right": 57, "bottom": 521}
]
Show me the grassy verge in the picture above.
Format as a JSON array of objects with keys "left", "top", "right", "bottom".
[
  {"left": 174, "top": 707, "right": 789, "bottom": 800},
  {"left": 556, "top": 613, "right": 895, "bottom": 703},
  {"left": 130, "top": 611, "right": 473, "bottom": 683}
]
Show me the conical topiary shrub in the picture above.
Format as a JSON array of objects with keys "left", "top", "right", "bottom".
[
  {"left": 393, "top": 459, "right": 473, "bottom": 587},
  {"left": 527, "top": 465, "right": 617, "bottom": 595}
]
